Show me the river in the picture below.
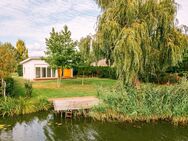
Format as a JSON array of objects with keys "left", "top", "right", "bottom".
[{"left": 0, "top": 112, "right": 188, "bottom": 141}]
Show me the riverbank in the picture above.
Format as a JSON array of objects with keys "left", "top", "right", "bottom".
[
  {"left": 90, "top": 80, "right": 188, "bottom": 124},
  {"left": 2, "top": 76, "right": 188, "bottom": 125}
]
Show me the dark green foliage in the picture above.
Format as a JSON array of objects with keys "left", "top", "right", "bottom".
[
  {"left": 17, "top": 65, "right": 23, "bottom": 76},
  {"left": 74, "top": 66, "right": 117, "bottom": 79},
  {"left": 24, "top": 81, "right": 32, "bottom": 97},
  {"left": 139, "top": 73, "right": 179, "bottom": 84},
  {"left": 4, "top": 77, "right": 15, "bottom": 97}
]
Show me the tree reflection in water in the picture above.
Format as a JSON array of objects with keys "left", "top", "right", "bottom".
[{"left": 0, "top": 112, "right": 188, "bottom": 141}]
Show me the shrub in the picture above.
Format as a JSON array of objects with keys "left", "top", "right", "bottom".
[
  {"left": 178, "top": 71, "right": 188, "bottom": 78},
  {"left": 4, "top": 77, "right": 15, "bottom": 97},
  {"left": 17, "top": 65, "right": 23, "bottom": 76},
  {"left": 24, "top": 81, "right": 32, "bottom": 97},
  {"left": 156, "top": 73, "right": 179, "bottom": 84},
  {"left": 74, "top": 66, "right": 117, "bottom": 79},
  {"left": 139, "top": 73, "right": 179, "bottom": 84}
]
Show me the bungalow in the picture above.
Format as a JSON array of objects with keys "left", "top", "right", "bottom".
[{"left": 20, "top": 57, "right": 73, "bottom": 80}]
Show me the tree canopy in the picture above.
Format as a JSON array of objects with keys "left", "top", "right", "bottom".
[
  {"left": 16, "top": 40, "right": 28, "bottom": 62},
  {"left": 0, "top": 43, "right": 17, "bottom": 78},
  {"left": 45, "top": 25, "right": 76, "bottom": 69},
  {"left": 78, "top": 35, "right": 92, "bottom": 65},
  {"left": 95, "top": 0, "right": 188, "bottom": 85}
]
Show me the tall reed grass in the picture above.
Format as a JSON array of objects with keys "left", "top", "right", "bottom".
[
  {"left": 0, "top": 97, "right": 52, "bottom": 117},
  {"left": 91, "top": 79, "right": 188, "bottom": 124}
]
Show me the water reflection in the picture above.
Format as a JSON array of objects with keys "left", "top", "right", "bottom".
[{"left": 0, "top": 112, "right": 188, "bottom": 141}]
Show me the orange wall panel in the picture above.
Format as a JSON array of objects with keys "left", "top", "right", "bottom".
[{"left": 63, "top": 69, "right": 73, "bottom": 78}]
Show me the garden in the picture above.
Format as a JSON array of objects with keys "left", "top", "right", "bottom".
[{"left": 0, "top": 0, "right": 188, "bottom": 125}]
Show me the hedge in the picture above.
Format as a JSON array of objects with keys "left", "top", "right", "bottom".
[
  {"left": 139, "top": 72, "right": 179, "bottom": 84},
  {"left": 0, "top": 77, "right": 15, "bottom": 97},
  {"left": 73, "top": 66, "right": 117, "bottom": 79}
]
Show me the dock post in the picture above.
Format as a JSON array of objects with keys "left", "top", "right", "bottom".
[{"left": 65, "top": 110, "right": 72, "bottom": 118}]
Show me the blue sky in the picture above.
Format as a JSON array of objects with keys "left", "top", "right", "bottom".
[{"left": 0, "top": 0, "right": 187, "bottom": 56}]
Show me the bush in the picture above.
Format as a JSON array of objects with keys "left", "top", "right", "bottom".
[
  {"left": 74, "top": 66, "right": 117, "bottom": 79},
  {"left": 24, "top": 81, "right": 32, "bottom": 97},
  {"left": 139, "top": 73, "right": 179, "bottom": 84},
  {"left": 4, "top": 77, "right": 15, "bottom": 97},
  {"left": 17, "top": 65, "right": 23, "bottom": 76},
  {"left": 178, "top": 71, "right": 188, "bottom": 78},
  {"left": 157, "top": 73, "right": 179, "bottom": 84}
]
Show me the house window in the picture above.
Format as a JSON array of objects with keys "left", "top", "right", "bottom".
[
  {"left": 52, "top": 69, "right": 56, "bottom": 77},
  {"left": 42, "top": 67, "right": 46, "bottom": 77},
  {"left": 47, "top": 67, "right": 51, "bottom": 77},
  {"left": 36, "top": 67, "right": 41, "bottom": 78}
]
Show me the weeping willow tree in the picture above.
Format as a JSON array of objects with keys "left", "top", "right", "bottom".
[{"left": 95, "top": 0, "right": 188, "bottom": 85}]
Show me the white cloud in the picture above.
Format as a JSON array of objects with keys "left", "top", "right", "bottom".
[
  {"left": 0, "top": 0, "right": 100, "bottom": 56},
  {"left": 27, "top": 42, "right": 45, "bottom": 56},
  {"left": 49, "top": 16, "right": 98, "bottom": 40},
  {"left": 176, "top": 0, "right": 188, "bottom": 26},
  {"left": 1, "top": 0, "right": 187, "bottom": 57}
]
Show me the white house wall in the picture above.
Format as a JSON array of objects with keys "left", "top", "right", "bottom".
[{"left": 22, "top": 59, "right": 58, "bottom": 80}]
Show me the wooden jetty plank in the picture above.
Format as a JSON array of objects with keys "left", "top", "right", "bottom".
[{"left": 51, "top": 96, "right": 99, "bottom": 112}]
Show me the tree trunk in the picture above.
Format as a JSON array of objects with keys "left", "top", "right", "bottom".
[
  {"left": 108, "top": 59, "right": 111, "bottom": 66},
  {"left": 57, "top": 68, "right": 62, "bottom": 88},
  {"left": 82, "top": 71, "right": 85, "bottom": 85}
]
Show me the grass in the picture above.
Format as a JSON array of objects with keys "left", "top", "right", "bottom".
[
  {"left": 13, "top": 75, "right": 116, "bottom": 98},
  {"left": 0, "top": 75, "right": 115, "bottom": 117}
]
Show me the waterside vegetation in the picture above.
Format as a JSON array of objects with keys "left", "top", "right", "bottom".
[
  {"left": 0, "top": 96, "right": 51, "bottom": 117},
  {"left": 91, "top": 79, "right": 188, "bottom": 124}
]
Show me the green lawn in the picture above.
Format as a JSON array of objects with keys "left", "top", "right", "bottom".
[{"left": 13, "top": 76, "right": 116, "bottom": 98}]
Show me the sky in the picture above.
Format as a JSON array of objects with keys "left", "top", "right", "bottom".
[
  {"left": 0, "top": 0, "right": 101, "bottom": 56},
  {"left": 0, "top": 0, "right": 187, "bottom": 56}
]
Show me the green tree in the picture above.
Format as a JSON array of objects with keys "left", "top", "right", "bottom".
[
  {"left": 91, "top": 39, "right": 103, "bottom": 66},
  {"left": 95, "top": 0, "right": 188, "bottom": 85},
  {"left": 78, "top": 35, "right": 92, "bottom": 65},
  {"left": 16, "top": 40, "right": 28, "bottom": 62},
  {"left": 0, "top": 43, "right": 17, "bottom": 99},
  {"left": 95, "top": 0, "right": 113, "bottom": 9},
  {"left": 45, "top": 25, "right": 76, "bottom": 87}
]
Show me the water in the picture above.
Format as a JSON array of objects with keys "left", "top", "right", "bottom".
[{"left": 0, "top": 112, "right": 188, "bottom": 141}]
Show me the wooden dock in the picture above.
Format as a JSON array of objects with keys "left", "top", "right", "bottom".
[{"left": 49, "top": 96, "right": 99, "bottom": 112}]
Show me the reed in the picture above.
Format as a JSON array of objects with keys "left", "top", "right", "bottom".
[
  {"left": 0, "top": 97, "right": 52, "bottom": 117},
  {"left": 91, "top": 79, "right": 188, "bottom": 124}
]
